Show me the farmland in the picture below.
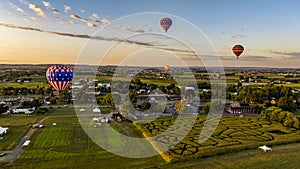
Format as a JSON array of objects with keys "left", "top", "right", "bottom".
[
  {"left": 0, "top": 109, "right": 164, "bottom": 169},
  {"left": 161, "top": 143, "right": 300, "bottom": 169},
  {"left": 134, "top": 115, "right": 300, "bottom": 163},
  {"left": 1, "top": 108, "right": 300, "bottom": 168}
]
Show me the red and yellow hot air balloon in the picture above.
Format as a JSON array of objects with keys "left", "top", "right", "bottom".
[
  {"left": 164, "top": 65, "right": 170, "bottom": 72},
  {"left": 160, "top": 17, "right": 172, "bottom": 32},
  {"left": 215, "top": 72, "right": 221, "bottom": 79},
  {"left": 232, "top": 44, "right": 244, "bottom": 59}
]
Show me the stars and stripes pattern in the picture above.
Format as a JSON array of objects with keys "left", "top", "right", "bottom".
[
  {"left": 46, "top": 65, "right": 73, "bottom": 93},
  {"left": 160, "top": 17, "right": 172, "bottom": 32}
]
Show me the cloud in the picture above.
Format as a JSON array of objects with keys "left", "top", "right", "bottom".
[
  {"left": 0, "top": 22, "right": 154, "bottom": 46},
  {"left": 232, "top": 33, "right": 244, "bottom": 39},
  {"left": 41, "top": 1, "right": 51, "bottom": 8},
  {"left": 68, "top": 20, "right": 76, "bottom": 24},
  {"left": 87, "top": 22, "right": 96, "bottom": 27},
  {"left": 29, "top": 16, "right": 37, "bottom": 21},
  {"left": 28, "top": 4, "right": 47, "bottom": 18},
  {"left": 69, "top": 13, "right": 88, "bottom": 22},
  {"left": 18, "top": 0, "right": 29, "bottom": 6},
  {"left": 269, "top": 50, "right": 300, "bottom": 58},
  {"left": 0, "top": 22, "right": 198, "bottom": 55},
  {"left": 51, "top": 8, "right": 59, "bottom": 14},
  {"left": 9, "top": 3, "right": 24, "bottom": 13},
  {"left": 64, "top": 5, "right": 71, "bottom": 12},
  {"left": 94, "top": 20, "right": 102, "bottom": 24},
  {"left": 183, "top": 55, "right": 270, "bottom": 62},
  {"left": 90, "top": 13, "right": 99, "bottom": 19},
  {"left": 80, "top": 9, "right": 86, "bottom": 13},
  {"left": 123, "top": 26, "right": 145, "bottom": 33},
  {"left": 101, "top": 19, "right": 110, "bottom": 24}
]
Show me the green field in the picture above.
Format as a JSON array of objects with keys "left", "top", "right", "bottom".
[
  {"left": 0, "top": 109, "right": 164, "bottom": 169},
  {"left": 135, "top": 115, "right": 300, "bottom": 162},
  {"left": 1, "top": 109, "right": 300, "bottom": 168},
  {"left": 0, "top": 115, "right": 39, "bottom": 151},
  {"left": 1, "top": 82, "right": 48, "bottom": 89},
  {"left": 161, "top": 143, "right": 300, "bottom": 169}
]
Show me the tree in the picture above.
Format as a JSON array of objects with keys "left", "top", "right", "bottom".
[
  {"left": 0, "top": 104, "right": 8, "bottom": 114},
  {"left": 59, "top": 90, "right": 71, "bottom": 103},
  {"left": 139, "top": 102, "right": 151, "bottom": 111},
  {"left": 252, "top": 104, "right": 265, "bottom": 114},
  {"left": 202, "top": 102, "right": 211, "bottom": 114},
  {"left": 292, "top": 117, "right": 300, "bottom": 129},
  {"left": 278, "top": 96, "right": 296, "bottom": 112}
]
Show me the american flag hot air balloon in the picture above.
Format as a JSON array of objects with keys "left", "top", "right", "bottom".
[
  {"left": 46, "top": 65, "right": 73, "bottom": 93},
  {"left": 160, "top": 17, "right": 172, "bottom": 32}
]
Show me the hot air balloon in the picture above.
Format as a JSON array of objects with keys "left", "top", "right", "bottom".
[
  {"left": 160, "top": 17, "right": 172, "bottom": 32},
  {"left": 46, "top": 65, "right": 73, "bottom": 93},
  {"left": 232, "top": 45, "right": 244, "bottom": 59},
  {"left": 215, "top": 72, "right": 221, "bottom": 79},
  {"left": 164, "top": 65, "right": 170, "bottom": 71}
]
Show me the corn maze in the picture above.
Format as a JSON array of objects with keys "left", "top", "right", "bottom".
[{"left": 135, "top": 116, "right": 300, "bottom": 162}]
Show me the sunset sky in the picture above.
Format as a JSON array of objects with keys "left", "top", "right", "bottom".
[{"left": 1, "top": 0, "right": 300, "bottom": 67}]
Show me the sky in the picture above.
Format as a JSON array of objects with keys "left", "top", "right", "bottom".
[{"left": 1, "top": 0, "right": 300, "bottom": 67}]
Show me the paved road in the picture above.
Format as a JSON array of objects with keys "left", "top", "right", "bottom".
[{"left": 0, "top": 137, "right": 27, "bottom": 164}]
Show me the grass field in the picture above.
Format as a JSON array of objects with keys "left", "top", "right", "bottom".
[
  {"left": 2, "top": 108, "right": 300, "bottom": 168},
  {"left": 1, "top": 82, "right": 48, "bottom": 89},
  {"left": 135, "top": 115, "right": 300, "bottom": 163},
  {"left": 1, "top": 109, "right": 164, "bottom": 169},
  {"left": 0, "top": 115, "right": 39, "bottom": 151},
  {"left": 161, "top": 143, "right": 300, "bottom": 169}
]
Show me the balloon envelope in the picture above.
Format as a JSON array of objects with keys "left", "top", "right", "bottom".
[
  {"left": 232, "top": 45, "right": 244, "bottom": 59},
  {"left": 160, "top": 17, "right": 172, "bottom": 32},
  {"left": 215, "top": 73, "right": 221, "bottom": 79},
  {"left": 164, "top": 65, "right": 170, "bottom": 71},
  {"left": 46, "top": 65, "right": 73, "bottom": 93}
]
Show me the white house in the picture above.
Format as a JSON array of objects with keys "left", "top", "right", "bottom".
[
  {"left": 259, "top": 145, "right": 272, "bottom": 152},
  {"left": 0, "top": 127, "right": 8, "bottom": 135}
]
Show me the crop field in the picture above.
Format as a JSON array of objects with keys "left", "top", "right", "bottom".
[
  {"left": 135, "top": 115, "right": 300, "bottom": 162},
  {"left": 1, "top": 82, "right": 48, "bottom": 89},
  {"left": 1, "top": 109, "right": 164, "bottom": 169},
  {"left": 161, "top": 143, "right": 300, "bottom": 169},
  {"left": 0, "top": 115, "right": 38, "bottom": 151}
]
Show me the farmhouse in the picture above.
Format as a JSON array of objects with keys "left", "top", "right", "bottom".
[
  {"left": 225, "top": 103, "right": 254, "bottom": 114},
  {"left": 0, "top": 127, "right": 8, "bottom": 135}
]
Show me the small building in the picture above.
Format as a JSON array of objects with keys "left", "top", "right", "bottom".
[
  {"left": 226, "top": 103, "right": 254, "bottom": 114},
  {"left": 13, "top": 107, "right": 35, "bottom": 114},
  {"left": 0, "top": 127, "right": 8, "bottom": 135},
  {"left": 23, "top": 140, "right": 31, "bottom": 147},
  {"left": 93, "top": 108, "right": 101, "bottom": 113}
]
